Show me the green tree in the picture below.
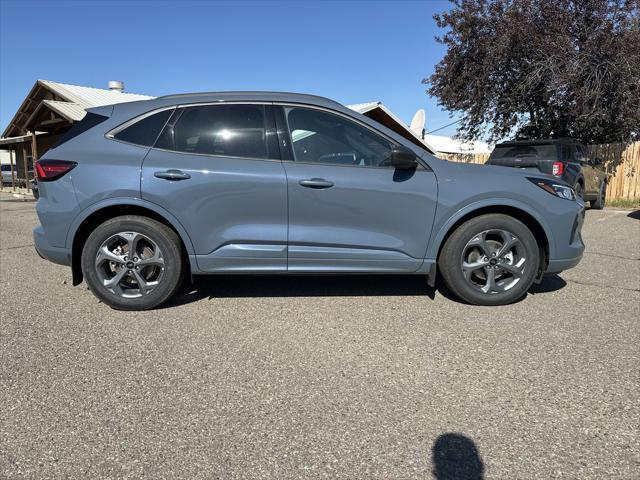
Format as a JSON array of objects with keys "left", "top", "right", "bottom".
[{"left": 425, "top": 0, "right": 640, "bottom": 143}]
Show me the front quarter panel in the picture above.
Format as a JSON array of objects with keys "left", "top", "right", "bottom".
[{"left": 424, "top": 160, "right": 583, "bottom": 262}]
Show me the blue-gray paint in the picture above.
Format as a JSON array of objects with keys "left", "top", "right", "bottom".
[{"left": 33, "top": 91, "right": 585, "bottom": 281}]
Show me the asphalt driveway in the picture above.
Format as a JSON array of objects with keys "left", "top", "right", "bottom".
[{"left": 1, "top": 199, "right": 638, "bottom": 479}]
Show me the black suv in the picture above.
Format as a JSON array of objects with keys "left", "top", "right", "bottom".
[{"left": 486, "top": 139, "right": 607, "bottom": 208}]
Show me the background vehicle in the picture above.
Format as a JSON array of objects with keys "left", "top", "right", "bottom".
[
  {"left": 486, "top": 138, "right": 607, "bottom": 209},
  {"left": 1, "top": 164, "right": 34, "bottom": 188},
  {"left": 32, "top": 93, "right": 585, "bottom": 310},
  {"left": 1, "top": 164, "right": 14, "bottom": 185}
]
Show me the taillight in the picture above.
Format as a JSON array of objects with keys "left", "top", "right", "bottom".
[
  {"left": 35, "top": 160, "right": 77, "bottom": 182},
  {"left": 552, "top": 162, "right": 564, "bottom": 176}
]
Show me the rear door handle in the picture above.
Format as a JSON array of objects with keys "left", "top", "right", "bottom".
[
  {"left": 154, "top": 169, "right": 191, "bottom": 181},
  {"left": 299, "top": 178, "right": 334, "bottom": 189}
]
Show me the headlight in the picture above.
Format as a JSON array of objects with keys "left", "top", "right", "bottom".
[{"left": 527, "top": 177, "right": 576, "bottom": 200}]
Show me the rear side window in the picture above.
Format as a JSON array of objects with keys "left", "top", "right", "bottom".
[
  {"left": 113, "top": 109, "right": 173, "bottom": 146},
  {"left": 489, "top": 144, "right": 558, "bottom": 160},
  {"left": 156, "top": 104, "right": 268, "bottom": 159},
  {"left": 55, "top": 112, "right": 109, "bottom": 147}
]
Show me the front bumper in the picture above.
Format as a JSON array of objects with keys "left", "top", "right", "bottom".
[
  {"left": 33, "top": 225, "right": 71, "bottom": 266},
  {"left": 547, "top": 255, "right": 583, "bottom": 273},
  {"left": 546, "top": 204, "right": 585, "bottom": 273}
]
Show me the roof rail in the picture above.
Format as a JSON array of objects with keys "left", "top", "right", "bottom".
[{"left": 156, "top": 91, "right": 337, "bottom": 103}]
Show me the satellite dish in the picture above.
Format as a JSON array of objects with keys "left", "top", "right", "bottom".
[{"left": 410, "top": 109, "right": 426, "bottom": 139}]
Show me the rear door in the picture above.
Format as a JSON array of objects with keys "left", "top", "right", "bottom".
[
  {"left": 140, "top": 103, "right": 288, "bottom": 272},
  {"left": 277, "top": 105, "right": 437, "bottom": 272}
]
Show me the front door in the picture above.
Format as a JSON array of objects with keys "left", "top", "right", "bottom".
[
  {"left": 277, "top": 105, "right": 437, "bottom": 272},
  {"left": 141, "top": 103, "right": 288, "bottom": 272}
]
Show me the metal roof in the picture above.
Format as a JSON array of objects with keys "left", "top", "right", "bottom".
[
  {"left": 39, "top": 80, "right": 153, "bottom": 108},
  {"left": 346, "top": 102, "right": 381, "bottom": 114},
  {"left": 41, "top": 100, "right": 91, "bottom": 122},
  {"left": 2, "top": 80, "right": 154, "bottom": 137}
]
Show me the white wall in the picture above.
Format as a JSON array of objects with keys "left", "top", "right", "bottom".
[{"left": 0, "top": 150, "right": 10, "bottom": 165}]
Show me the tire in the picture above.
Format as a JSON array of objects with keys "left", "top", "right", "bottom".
[
  {"left": 591, "top": 182, "right": 606, "bottom": 210},
  {"left": 81, "top": 215, "right": 184, "bottom": 310},
  {"left": 574, "top": 181, "right": 584, "bottom": 201},
  {"left": 439, "top": 214, "right": 540, "bottom": 306}
]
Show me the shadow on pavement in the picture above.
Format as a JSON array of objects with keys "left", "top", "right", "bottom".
[
  {"left": 529, "top": 274, "right": 567, "bottom": 294},
  {"left": 165, "top": 274, "right": 437, "bottom": 307},
  {"left": 432, "top": 433, "right": 484, "bottom": 480},
  {"left": 627, "top": 209, "right": 640, "bottom": 220},
  {"left": 164, "top": 272, "right": 567, "bottom": 308}
]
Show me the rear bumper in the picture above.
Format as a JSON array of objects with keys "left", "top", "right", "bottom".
[{"left": 33, "top": 225, "right": 71, "bottom": 266}]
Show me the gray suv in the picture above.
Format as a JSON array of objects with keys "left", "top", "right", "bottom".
[{"left": 33, "top": 92, "right": 585, "bottom": 310}]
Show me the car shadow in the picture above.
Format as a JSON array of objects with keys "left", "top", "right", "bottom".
[
  {"left": 163, "top": 274, "right": 437, "bottom": 307},
  {"left": 627, "top": 209, "right": 640, "bottom": 220},
  {"left": 432, "top": 433, "right": 484, "bottom": 479},
  {"left": 161, "top": 272, "right": 567, "bottom": 308},
  {"left": 529, "top": 274, "right": 567, "bottom": 294}
]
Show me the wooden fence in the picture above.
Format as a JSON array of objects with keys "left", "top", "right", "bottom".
[{"left": 437, "top": 141, "right": 640, "bottom": 201}]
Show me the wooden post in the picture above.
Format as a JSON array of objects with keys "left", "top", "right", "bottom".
[
  {"left": 30, "top": 131, "right": 38, "bottom": 191},
  {"left": 22, "top": 145, "right": 30, "bottom": 191},
  {"left": 9, "top": 148, "right": 16, "bottom": 191}
]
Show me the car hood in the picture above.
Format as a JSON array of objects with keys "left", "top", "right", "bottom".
[{"left": 424, "top": 154, "right": 565, "bottom": 185}]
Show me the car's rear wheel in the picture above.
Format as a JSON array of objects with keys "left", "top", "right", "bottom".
[
  {"left": 81, "top": 215, "right": 184, "bottom": 310},
  {"left": 439, "top": 214, "right": 540, "bottom": 306},
  {"left": 591, "top": 181, "right": 606, "bottom": 210}
]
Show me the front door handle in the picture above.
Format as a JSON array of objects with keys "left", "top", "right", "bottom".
[
  {"left": 154, "top": 169, "right": 191, "bottom": 181},
  {"left": 299, "top": 178, "right": 334, "bottom": 189}
]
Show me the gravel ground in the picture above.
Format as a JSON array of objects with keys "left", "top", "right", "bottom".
[{"left": 1, "top": 200, "right": 639, "bottom": 479}]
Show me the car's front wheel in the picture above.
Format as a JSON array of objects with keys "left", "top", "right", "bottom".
[
  {"left": 439, "top": 214, "right": 540, "bottom": 306},
  {"left": 81, "top": 215, "right": 184, "bottom": 310}
]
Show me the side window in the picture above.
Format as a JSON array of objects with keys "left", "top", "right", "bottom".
[
  {"left": 113, "top": 109, "right": 173, "bottom": 146},
  {"left": 157, "top": 104, "right": 268, "bottom": 159},
  {"left": 285, "top": 107, "right": 394, "bottom": 167}
]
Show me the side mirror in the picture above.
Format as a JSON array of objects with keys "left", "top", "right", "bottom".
[{"left": 390, "top": 146, "right": 418, "bottom": 170}]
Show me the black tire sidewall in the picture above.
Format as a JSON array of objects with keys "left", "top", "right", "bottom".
[
  {"left": 439, "top": 214, "right": 540, "bottom": 306},
  {"left": 81, "top": 216, "right": 183, "bottom": 310}
]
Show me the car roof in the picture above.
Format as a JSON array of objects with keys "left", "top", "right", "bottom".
[{"left": 155, "top": 91, "right": 345, "bottom": 110}]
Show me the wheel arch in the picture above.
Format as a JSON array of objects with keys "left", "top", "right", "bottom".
[
  {"left": 429, "top": 201, "right": 553, "bottom": 271},
  {"left": 67, "top": 199, "right": 195, "bottom": 286}
]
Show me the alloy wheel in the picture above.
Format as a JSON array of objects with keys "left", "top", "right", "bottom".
[
  {"left": 460, "top": 229, "right": 526, "bottom": 294},
  {"left": 95, "top": 231, "right": 165, "bottom": 298}
]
